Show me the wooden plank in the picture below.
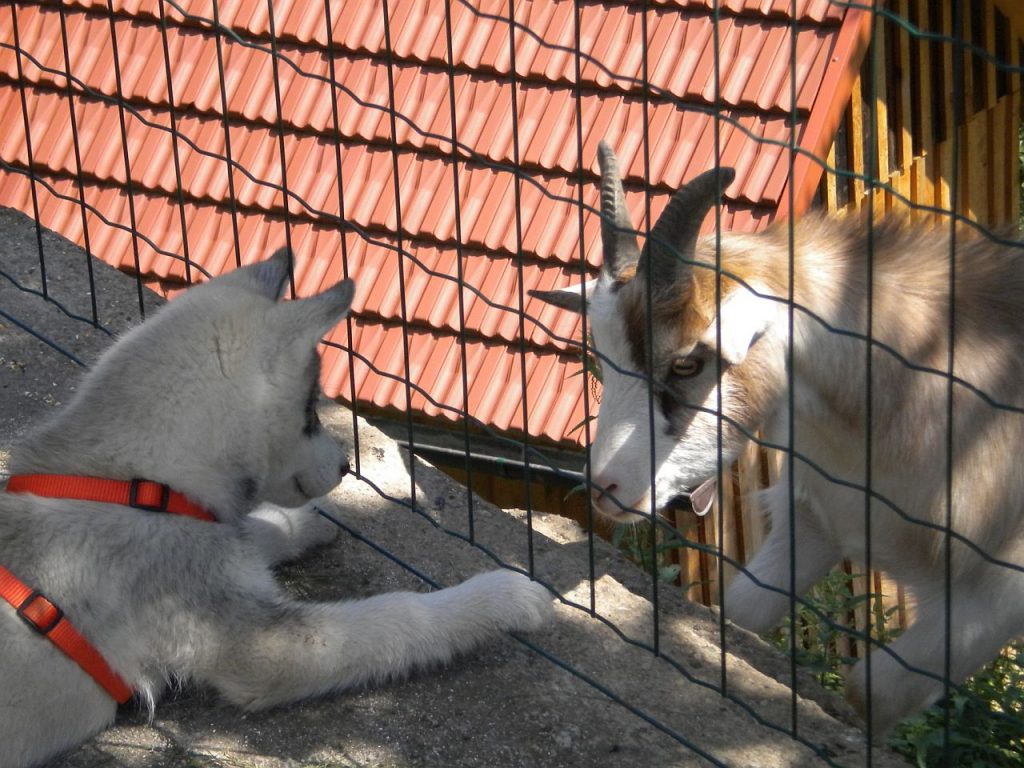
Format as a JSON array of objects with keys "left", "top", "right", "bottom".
[
  {"left": 823, "top": 141, "right": 839, "bottom": 213},
  {"left": 963, "top": 0, "right": 977, "bottom": 118},
  {"left": 993, "top": 0, "right": 1024, "bottom": 39},
  {"left": 1009, "top": 39, "right": 1021, "bottom": 228},
  {"left": 984, "top": 0, "right": 998, "bottom": 111},
  {"left": 912, "top": 154, "right": 936, "bottom": 223},
  {"left": 873, "top": 183, "right": 887, "bottom": 218},
  {"left": 711, "top": 473, "right": 729, "bottom": 605},
  {"left": 849, "top": 75, "right": 865, "bottom": 208},
  {"left": 914, "top": 0, "right": 933, "bottom": 152},
  {"left": 698, "top": 514, "right": 714, "bottom": 606},
  {"left": 682, "top": 511, "right": 706, "bottom": 604},
  {"left": 895, "top": 582, "right": 910, "bottom": 632},
  {"left": 991, "top": 97, "right": 1008, "bottom": 224},
  {"left": 765, "top": 447, "right": 784, "bottom": 487},
  {"left": 897, "top": 0, "right": 914, "bottom": 169},
  {"left": 849, "top": 561, "right": 870, "bottom": 661},
  {"left": 940, "top": 1, "right": 955, "bottom": 142},
  {"left": 936, "top": 138, "right": 954, "bottom": 218},
  {"left": 663, "top": 506, "right": 688, "bottom": 601},
  {"left": 835, "top": 561, "right": 856, "bottom": 664},
  {"left": 892, "top": 165, "right": 912, "bottom": 218},
  {"left": 909, "top": 156, "right": 922, "bottom": 221},
  {"left": 937, "top": 2, "right": 955, "bottom": 219},
  {"left": 966, "top": 107, "right": 990, "bottom": 223},
  {"left": 870, "top": 167, "right": 889, "bottom": 217},
  {"left": 873, "top": 15, "right": 890, "bottom": 183},
  {"left": 873, "top": 571, "right": 889, "bottom": 637},
  {"left": 738, "top": 440, "right": 768, "bottom": 561}
]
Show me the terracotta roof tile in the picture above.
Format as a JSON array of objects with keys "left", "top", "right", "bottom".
[
  {"left": 0, "top": 166, "right": 614, "bottom": 348},
  {"left": 0, "top": 86, "right": 783, "bottom": 261},
  {"left": 2, "top": 5, "right": 815, "bottom": 196},
  {"left": 0, "top": 0, "right": 870, "bottom": 445},
  {"left": 7, "top": 4, "right": 839, "bottom": 118}
]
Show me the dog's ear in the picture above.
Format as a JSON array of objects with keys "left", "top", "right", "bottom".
[
  {"left": 285, "top": 278, "right": 356, "bottom": 342},
  {"left": 219, "top": 247, "right": 292, "bottom": 299}
]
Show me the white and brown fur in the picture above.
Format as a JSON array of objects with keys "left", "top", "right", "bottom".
[
  {"left": 532, "top": 141, "right": 1024, "bottom": 734},
  {"left": 0, "top": 249, "right": 551, "bottom": 768}
]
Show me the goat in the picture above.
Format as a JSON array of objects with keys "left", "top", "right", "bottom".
[{"left": 531, "top": 141, "right": 1024, "bottom": 734}]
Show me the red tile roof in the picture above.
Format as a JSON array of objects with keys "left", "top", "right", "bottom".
[{"left": 0, "top": 0, "right": 871, "bottom": 446}]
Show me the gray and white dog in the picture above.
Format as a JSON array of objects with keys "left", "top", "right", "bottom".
[{"left": 0, "top": 249, "right": 551, "bottom": 768}]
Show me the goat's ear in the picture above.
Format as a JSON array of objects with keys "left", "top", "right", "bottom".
[
  {"left": 529, "top": 280, "right": 596, "bottom": 314},
  {"left": 218, "top": 247, "right": 293, "bottom": 299},
  {"left": 700, "top": 285, "right": 775, "bottom": 365},
  {"left": 596, "top": 141, "right": 641, "bottom": 282},
  {"left": 643, "top": 167, "right": 735, "bottom": 287}
]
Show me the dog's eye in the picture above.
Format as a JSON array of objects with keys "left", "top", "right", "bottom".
[{"left": 670, "top": 356, "right": 703, "bottom": 379}]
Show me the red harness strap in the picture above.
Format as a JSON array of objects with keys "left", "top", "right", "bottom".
[
  {"left": 0, "top": 564, "right": 133, "bottom": 703},
  {"left": 2, "top": 474, "right": 217, "bottom": 703},
  {"left": 6, "top": 474, "right": 216, "bottom": 523}
]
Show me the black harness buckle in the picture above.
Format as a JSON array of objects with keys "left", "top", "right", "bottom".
[
  {"left": 129, "top": 478, "right": 170, "bottom": 513},
  {"left": 17, "top": 591, "right": 63, "bottom": 635}
]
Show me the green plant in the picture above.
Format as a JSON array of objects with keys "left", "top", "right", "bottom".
[
  {"left": 611, "top": 520, "right": 691, "bottom": 585},
  {"left": 767, "top": 568, "right": 899, "bottom": 692},
  {"left": 764, "top": 568, "right": 1024, "bottom": 766},
  {"left": 888, "top": 644, "right": 1024, "bottom": 767}
]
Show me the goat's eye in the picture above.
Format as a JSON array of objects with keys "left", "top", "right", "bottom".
[{"left": 670, "top": 356, "right": 703, "bottom": 379}]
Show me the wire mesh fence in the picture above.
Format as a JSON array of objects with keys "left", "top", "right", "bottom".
[{"left": 1, "top": 0, "right": 1023, "bottom": 765}]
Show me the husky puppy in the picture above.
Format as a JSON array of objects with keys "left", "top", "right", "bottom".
[
  {"left": 532, "top": 141, "right": 1024, "bottom": 734},
  {"left": 0, "top": 249, "right": 551, "bottom": 768}
]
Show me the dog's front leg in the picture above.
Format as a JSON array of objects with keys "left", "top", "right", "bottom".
[{"left": 200, "top": 569, "right": 551, "bottom": 709}]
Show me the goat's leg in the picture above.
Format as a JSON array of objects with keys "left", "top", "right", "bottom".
[
  {"left": 198, "top": 569, "right": 552, "bottom": 709},
  {"left": 724, "top": 497, "right": 838, "bottom": 635},
  {"left": 846, "top": 565, "right": 1024, "bottom": 737}
]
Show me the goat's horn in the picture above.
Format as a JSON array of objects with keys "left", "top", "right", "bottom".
[
  {"left": 641, "top": 166, "right": 735, "bottom": 284},
  {"left": 597, "top": 141, "right": 640, "bottom": 280}
]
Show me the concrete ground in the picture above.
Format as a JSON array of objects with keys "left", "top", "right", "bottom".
[{"left": 0, "top": 206, "right": 908, "bottom": 767}]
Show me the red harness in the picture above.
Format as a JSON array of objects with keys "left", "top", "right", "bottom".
[
  {"left": 6, "top": 474, "right": 216, "bottom": 523},
  {"left": 2, "top": 474, "right": 217, "bottom": 704}
]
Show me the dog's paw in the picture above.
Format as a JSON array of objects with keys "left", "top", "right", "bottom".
[
  {"left": 246, "top": 502, "right": 340, "bottom": 563},
  {"left": 459, "top": 569, "right": 554, "bottom": 632},
  {"left": 302, "top": 505, "right": 343, "bottom": 548}
]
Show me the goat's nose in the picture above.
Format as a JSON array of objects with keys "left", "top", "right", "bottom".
[
  {"left": 340, "top": 457, "right": 351, "bottom": 477},
  {"left": 593, "top": 481, "right": 614, "bottom": 505},
  {"left": 590, "top": 477, "right": 618, "bottom": 506}
]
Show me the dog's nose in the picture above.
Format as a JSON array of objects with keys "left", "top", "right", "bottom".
[{"left": 340, "top": 457, "right": 351, "bottom": 477}]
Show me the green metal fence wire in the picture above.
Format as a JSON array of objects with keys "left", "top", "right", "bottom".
[{"left": 3, "top": 0, "right": 1024, "bottom": 764}]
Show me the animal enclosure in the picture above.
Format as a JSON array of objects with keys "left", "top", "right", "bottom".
[{"left": 1, "top": 0, "right": 1023, "bottom": 765}]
